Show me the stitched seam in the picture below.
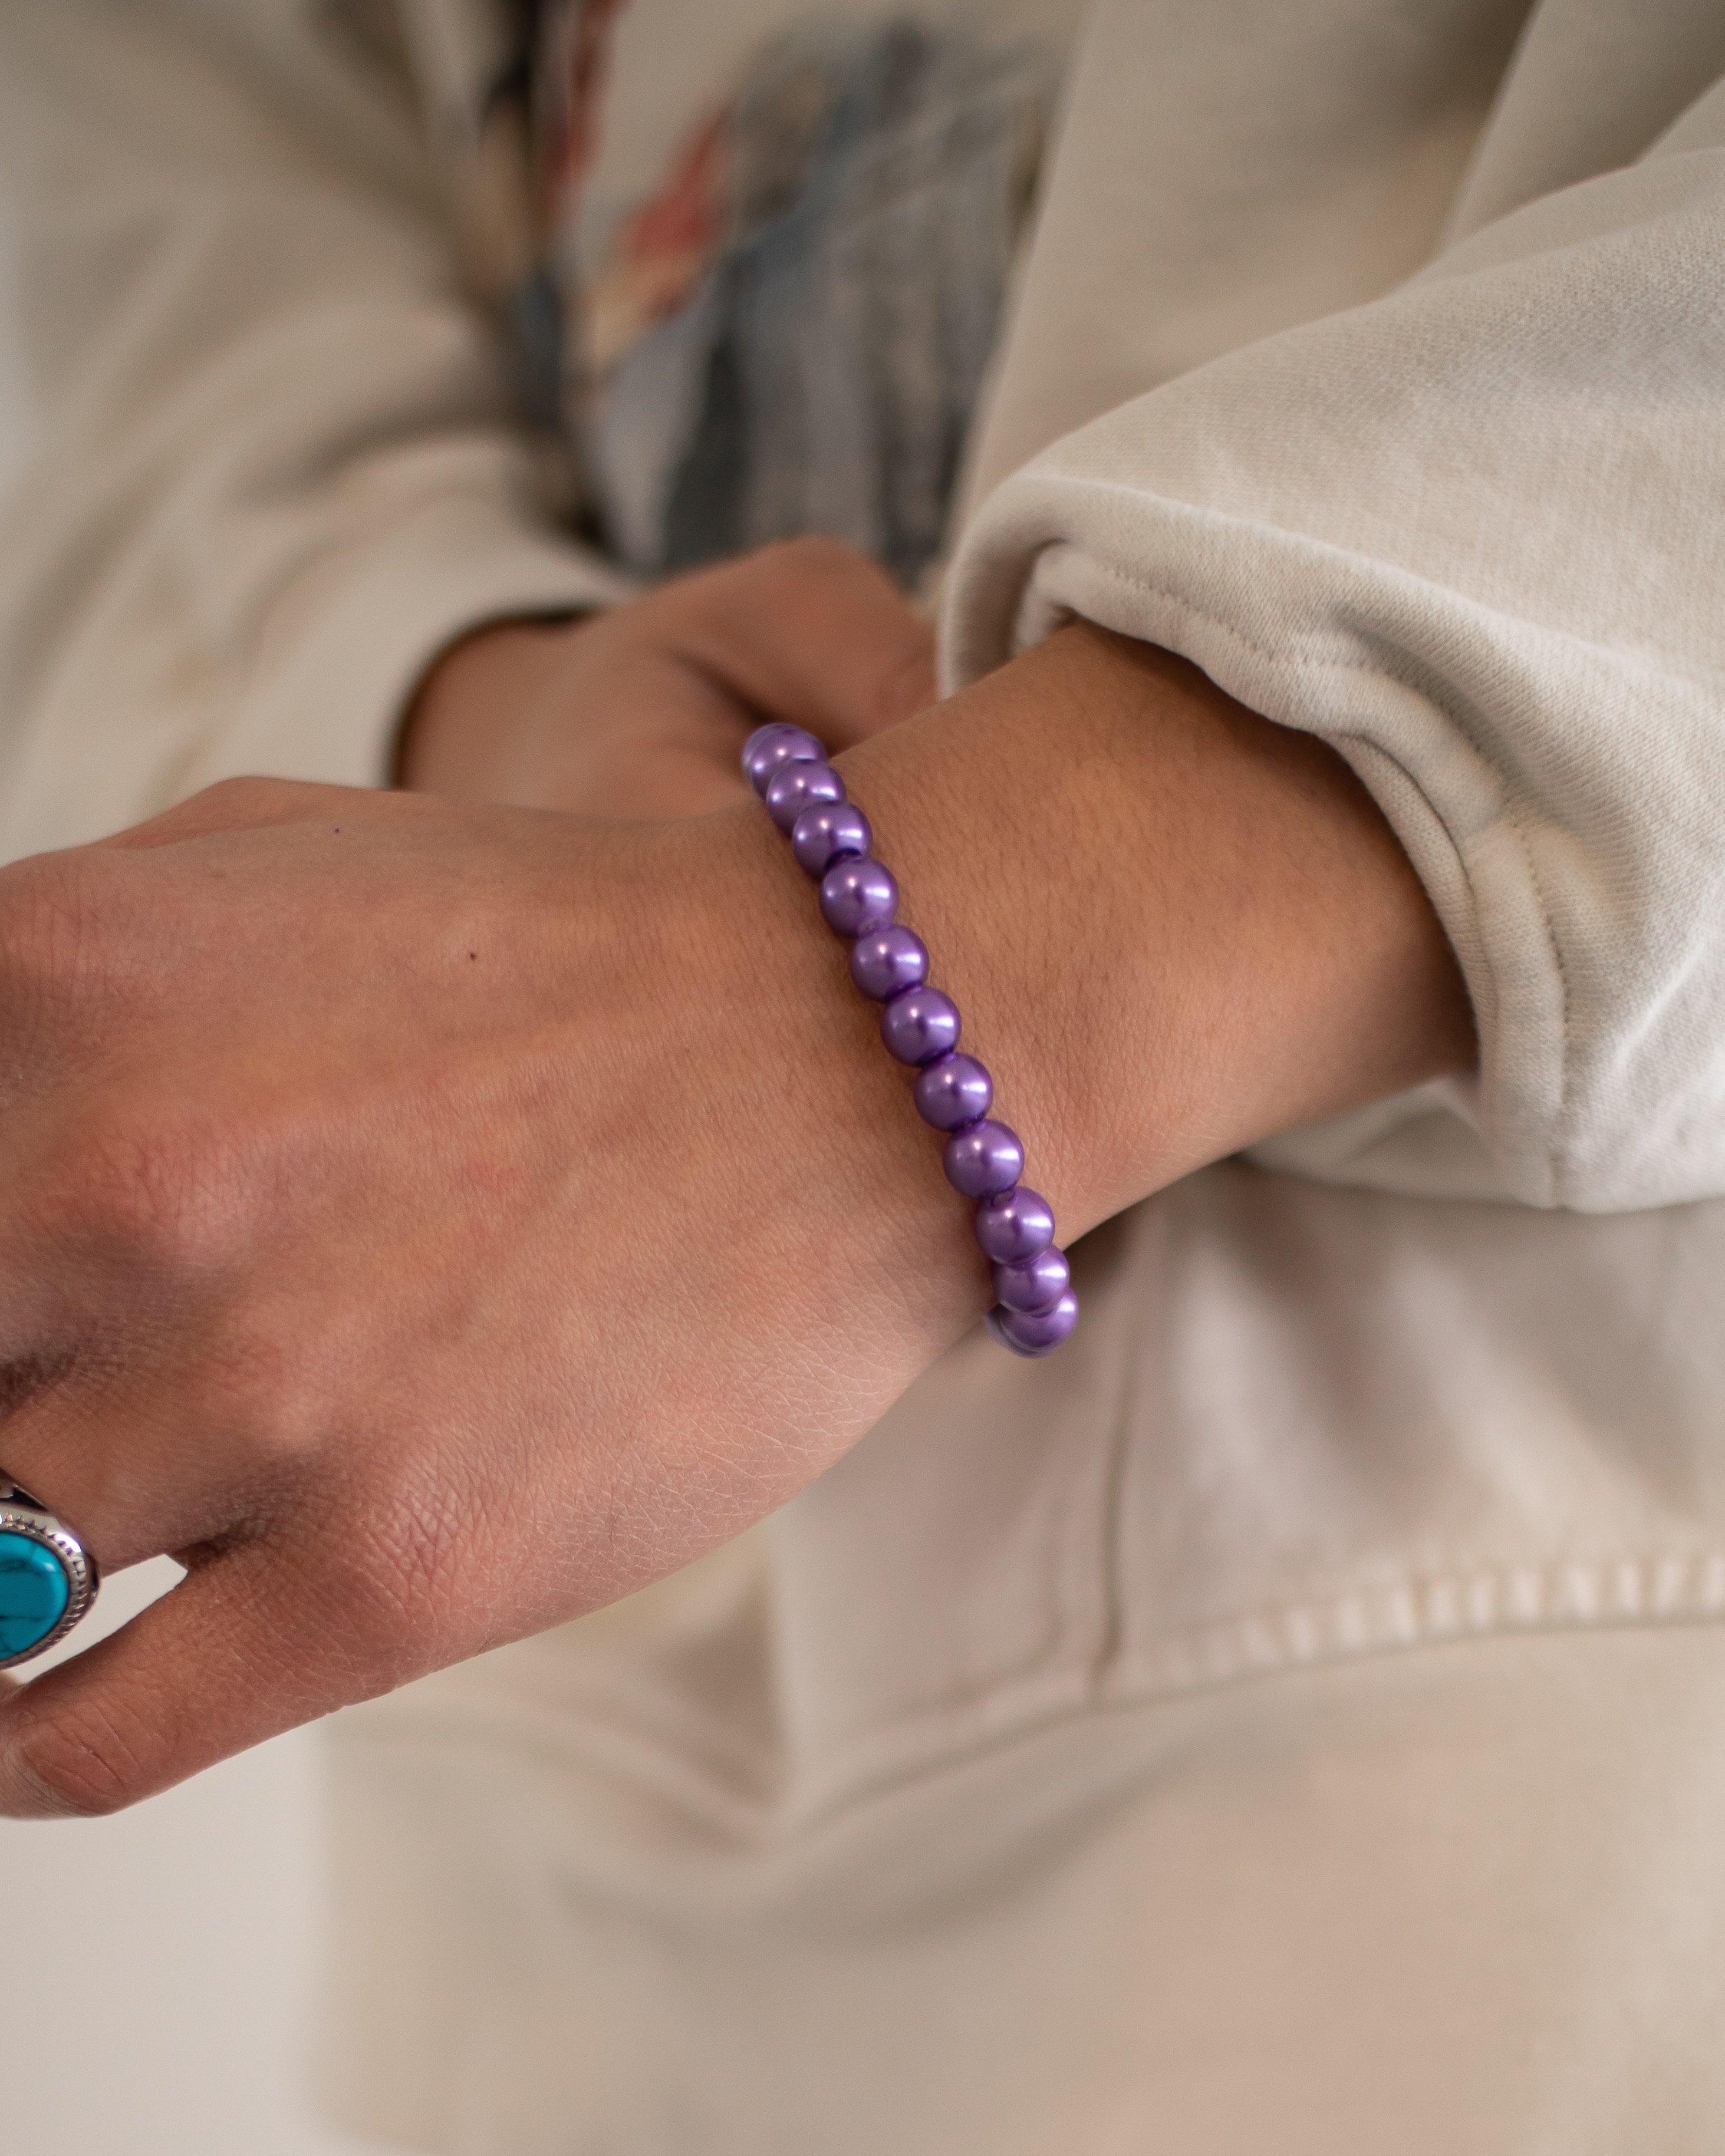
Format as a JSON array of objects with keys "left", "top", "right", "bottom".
[
  {"left": 1094, "top": 1221, "right": 1158, "bottom": 1697},
  {"left": 781, "top": 1552, "right": 1725, "bottom": 1827},
  {"left": 347, "top": 1551, "right": 1725, "bottom": 1843},
  {"left": 343, "top": 1587, "right": 1725, "bottom": 1849}
]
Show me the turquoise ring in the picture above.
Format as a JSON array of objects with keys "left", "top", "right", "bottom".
[{"left": 0, "top": 1485, "right": 100, "bottom": 1670}]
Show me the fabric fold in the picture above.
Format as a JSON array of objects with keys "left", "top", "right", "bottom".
[{"left": 945, "top": 146, "right": 1725, "bottom": 1212}]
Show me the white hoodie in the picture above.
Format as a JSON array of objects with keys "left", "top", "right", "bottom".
[{"left": 4, "top": 4, "right": 1725, "bottom": 2150}]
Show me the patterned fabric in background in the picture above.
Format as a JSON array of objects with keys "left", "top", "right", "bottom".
[{"left": 391, "top": 2, "right": 1051, "bottom": 587}]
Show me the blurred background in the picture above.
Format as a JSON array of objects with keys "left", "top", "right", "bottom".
[{"left": 0, "top": 199, "right": 381, "bottom": 2156}]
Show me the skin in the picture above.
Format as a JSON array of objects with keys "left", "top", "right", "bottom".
[
  {"left": 0, "top": 539, "right": 1473, "bottom": 1815},
  {"left": 396, "top": 537, "right": 941, "bottom": 816}
]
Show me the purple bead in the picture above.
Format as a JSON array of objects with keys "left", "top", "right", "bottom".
[
  {"left": 850, "top": 925, "right": 928, "bottom": 1000},
  {"left": 792, "top": 800, "right": 871, "bottom": 877},
  {"left": 986, "top": 1291, "right": 1079, "bottom": 1358},
  {"left": 993, "top": 1244, "right": 1070, "bottom": 1313},
  {"left": 973, "top": 1186, "right": 1056, "bottom": 1264},
  {"left": 765, "top": 759, "right": 844, "bottom": 832},
  {"left": 943, "top": 1119, "right": 1025, "bottom": 1197},
  {"left": 880, "top": 985, "right": 960, "bottom": 1065},
  {"left": 820, "top": 856, "right": 898, "bottom": 937},
  {"left": 913, "top": 1052, "right": 993, "bottom": 1132},
  {"left": 742, "top": 723, "right": 825, "bottom": 797}
]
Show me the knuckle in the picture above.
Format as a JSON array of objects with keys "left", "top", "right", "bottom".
[
  {"left": 663, "top": 536, "right": 881, "bottom": 642},
  {"left": 321, "top": 1460, "right": 473, "bottom": 1660},
  {"left": 387, "top": 1469, "right": 472, "bottom": 1609},
  {"left": 185, "top": 1325, "right": 295, "bottom": 1450},
  {"left": 14, "top": 1696, "right": 154, "bottom": 1818},
  {"left": 190, "top": 774, "right": 289, "bottom": 817},
  {"left": 179, "top": 1320, "right": 337, "bottom": 1480},
  {"left": 55, "top": 1100, "right": 258, "bottom": 1281},
  {"left": 386, "top": 1484, "right": 468, "bottom": 1616},
  {"left": 753, "top": 533, "right": 870, "bottom": 585},
  {"left": 0, "top": 849, "right": 110, "bottom": 1012}
]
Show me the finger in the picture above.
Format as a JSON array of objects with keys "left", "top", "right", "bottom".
[
  {"left": 0, "top": 1538, "right": 371, "bottom": 1817},
  {"left": 668, "top": 538, "right": 937, "bottom": 750},
  {"left": 0, "top": 1373, "right": 262, "bottom": 1579}
]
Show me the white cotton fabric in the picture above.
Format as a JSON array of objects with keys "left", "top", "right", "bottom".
[
  {"left": 950, "top": 0, "right": 1725, "bottom": 1215},
  {"left": 0, "top": 1, "right": 632, "bottom": 861},
  {"left": 5, "top": 3, "right": 1725, "bottom": 2151}
]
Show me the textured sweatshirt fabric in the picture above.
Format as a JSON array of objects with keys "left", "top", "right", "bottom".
[
  {"left": 954, "top": 0, "right": 1725, "bottom": 1218},
  {"left": 5, "top": 4, "right": 1725, "bottom": 2151}
]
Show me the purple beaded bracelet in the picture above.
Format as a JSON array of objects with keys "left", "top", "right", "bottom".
[{"left": 743, "top": 721, "right": 1078, "bottom": 1357}]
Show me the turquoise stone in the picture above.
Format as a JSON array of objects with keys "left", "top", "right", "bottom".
[{"left": 0, "top": 1530, "right": 70, "bottom": 1660}]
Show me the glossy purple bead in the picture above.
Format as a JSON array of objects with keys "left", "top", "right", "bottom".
[
  {"left": 993, "top": 1244, "right": 1070, "bottom": 1313},
  {"left": 820, "top": 856, "right": 898, "bottom": 937},
  {"left": 850, "top": 925, "right": 929, "bottom": 1000},
  {"left": 765, "top": 759, "right": 844, "bottom": 832},
  {"left": 987, "top": 1290, "right": 1079, "bottom": 1358},
  {"left": 943, "top": 1119, "right": 1025, "bottom": 1197},
  {"left": 973, "top": 1186, "right": 1056, "bottom": 1264},
  {"left": 792, "top": 800, "right": 871, "bottom": 877},
  {"left": 742, "top": 723, "right": 824, "bottom": 797},
  {"left": 913, "top": 1051, "right": 993, "bottom": 1132},
  {"left": 880, "top": 985, "right": 960, "bottom": 1065}
]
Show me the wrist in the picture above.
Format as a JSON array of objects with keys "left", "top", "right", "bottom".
[
  {"left": 822, "top": 624, "right": 1474, "bottom": 1241},
  {"left": 397, "top": 615, "right": 590, "bottom": 795},
  {"left": 605, "top": 616, "right": 1473, "bottom": 1378}
]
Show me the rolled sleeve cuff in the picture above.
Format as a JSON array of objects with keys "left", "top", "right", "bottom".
[{"left": 185, "top": 495, "right": 636, "bottom": 796}]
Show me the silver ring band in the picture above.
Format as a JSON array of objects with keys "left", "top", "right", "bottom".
[{"left": 0, "top": 1484, "right": 101, "bottom": 1671}]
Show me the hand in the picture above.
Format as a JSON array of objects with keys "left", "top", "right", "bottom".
[
  {"left": 398, "top": 537, "right": 937, "bottom": 819},
  {"left": 0, "top": 777, "right": 983, "bottom": 1813},
  {"left": 0, "top": 624, "right": 1471, "bottom": 1816}
]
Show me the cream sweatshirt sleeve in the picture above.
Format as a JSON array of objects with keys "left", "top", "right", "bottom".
[
  {"left": 944, "top": 72, "right": 1725, "bottom": 1217},
  {"left": 0, "top": 0, "right": 627, "bottom": 865}
]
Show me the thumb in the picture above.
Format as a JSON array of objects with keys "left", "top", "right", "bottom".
[
  {"left": 666, "top": 538, "right": 938, "bottom": 750},
  {"left": 0, "top": 1545, "right": 377, "bottom": 1817}
]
